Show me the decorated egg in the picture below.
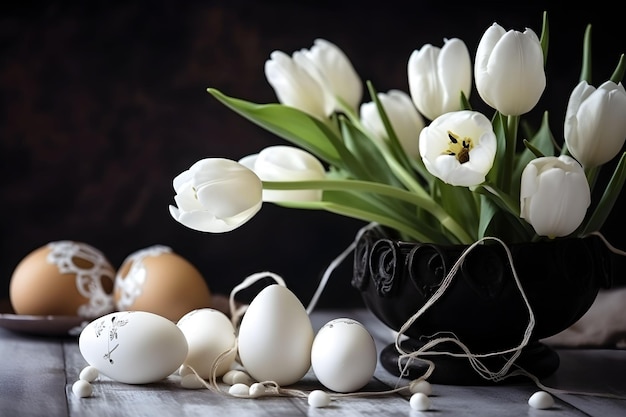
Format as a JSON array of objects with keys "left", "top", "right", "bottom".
[
  {"left": 9, "top": 241, "right": 115, "bottom": 318},
  {"left": 114, "top": 245, "right": 211, "bottom": 322},
  {"left": 311, "top": 318, "right": 377, "bottom": 392},
  {"left": 176, "top": 308, "right": 237, "bottom": 379},
  {"left": 237, "top": 284, "right": 314, "bottom": 386},
  {"left": 79, "top": 310, "right": 188, "bottom": 384}
]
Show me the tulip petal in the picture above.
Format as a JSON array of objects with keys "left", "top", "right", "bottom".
[
  {"left": 169, "top": 158, "right": 263, "bottom": 233},
  {"left": 520, "top": 156, "right": 590, "bottom": 237},
  {"left": 475, "top": 23, "right": 545, "bottom": 115}
]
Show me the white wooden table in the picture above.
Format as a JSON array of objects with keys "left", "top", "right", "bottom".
[{"left": 1, "top": 307, "right": 625, "bottom": 416}]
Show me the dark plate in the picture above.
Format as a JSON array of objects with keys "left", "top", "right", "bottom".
[{"left": 0, "top": 313, "right": 89, "bottom": 336}]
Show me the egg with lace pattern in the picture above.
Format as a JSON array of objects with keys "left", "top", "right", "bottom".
[
  {"left": 113, "top": 245, "right": 212, "bottom": 322},
  {"left": 9, "top": 241, "right": 116, "bottom": 318}
]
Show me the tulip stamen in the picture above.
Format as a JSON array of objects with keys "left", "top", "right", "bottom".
[{"left": 445, "top": 131, "right": 473, "bottom": 164}]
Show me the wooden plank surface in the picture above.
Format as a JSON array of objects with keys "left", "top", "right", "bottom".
[{"left": 1, "top": 308, "right": 625, "bottom": 416}]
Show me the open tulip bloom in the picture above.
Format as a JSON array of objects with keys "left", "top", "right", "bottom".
[{"left": 171, "top": 12, "right": 626, "bottom": 246}]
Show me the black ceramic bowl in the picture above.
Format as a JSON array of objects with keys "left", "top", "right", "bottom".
[{"left": 351, "top": 227, "right": 617, "bottom": 383}]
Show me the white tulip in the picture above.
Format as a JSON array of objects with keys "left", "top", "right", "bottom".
[
  {"left": 418, "top": 110, "right": 497, "bottom": 187},
  {"left": 296, "top": 38, "right": 363, "bottom": 114},
  {"left": 474, "top": 23, "right": 546, "bottom": 116},
  {"left": 520, "top": 155, "right": 591, "bottom": 238},
  {"left": 169, "top": 158, "right": 263, "bottom": 233},
  {"left": 359, "top": 89, "right": 425, "bottom": 159},
  {"left": 564, "top": 80, "right": 626, "bottom": 168},
  {"left": 265, "top": 39, "right": 362, "bottom": 120},
  {"left": 264, "top": 50, "right": 329, "bottom": 120},
  {"left": 407, "top": 37, "right": 472, "bottom": 121},
  {"left": 240, "top": 145, "right": 326, "bottom": 202}
]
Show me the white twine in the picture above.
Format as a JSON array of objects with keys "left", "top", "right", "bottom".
[
  {"left": 193, "top": 265, "right": 412, "bottom": 400},
  {"left": 305, "top": 222, "right": 379, "bottom": 314},
  {"left": 393, "top": 236, "right": 535, "bottom": 383},
  {"left": 228, "top": 271, "right": 286, "bottom": 329},
  {"left": 191, "top": 228, "right": 626, "bottom": 402}
]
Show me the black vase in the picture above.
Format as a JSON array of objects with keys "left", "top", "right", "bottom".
[{"left": 351, "top": 226, "right": 616, "bottom": 385}]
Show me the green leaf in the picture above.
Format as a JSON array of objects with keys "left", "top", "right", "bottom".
[
  {"left": 339, "top": 116, "right": 401, "bottom": 186},
  {"left": 436, "top": 180, "right": 479, "bottom": 240},
  {"left": 582, "top": 152, "right": 626, "bottom": 234},
  {"left": 580, "top": 24, "right": 592, "bottom": 83},
  {"left": 610, "top": 54, "right": 626, "bottom": 84},
  {"left": 207, "top": 88, "right": 343, "bottom": 167},
  {"left": 322, "top": 190, "right": 449, "bottom": 242},
  {"left": 262, "top": 178, "right": 472, "bottom": 243},
  {"left": 477, "top": 194, "right": 498, "bottom": 239},
  {"left": 365, "top": 81, "right": 415, "bottom": 175},
  {"left": 512, "top": 112, "right": 555, "bottom": 198},
  {"left": 460, "top": 91, "right": 472, "bottom": 111},
  {"left": 522, "top": 139, "right": 545, "bottom": 158},
  {"left": 472, "top": 184, "right": 535, "bottom": 241},
  {"left": 275, "top": 191, "right": 450, "bottom": 243},
  {"left": 539, "top": 11, "right": 549, "bottom": 66}
]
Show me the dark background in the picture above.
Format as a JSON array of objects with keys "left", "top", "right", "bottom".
[{"left": 1, "top": 1, "right": 625, "bottom": 308}]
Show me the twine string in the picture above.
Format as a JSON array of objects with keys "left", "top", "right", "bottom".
[
  {"left": 190, "top": 228, "right": 626, "bottom": 402},
  {"left": 394, "top": 236, "right": 535, "bottom": 383}
]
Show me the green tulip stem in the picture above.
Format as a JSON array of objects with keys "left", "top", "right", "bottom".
[
  {"left": 503, "top": 114, "right": 520, "bottom": 193},
  {"left": 276, "top": 199, "right": 440, "bottom": 243},
  {"left": 263, "top": 179, "right": 474, "bottom": 244}
]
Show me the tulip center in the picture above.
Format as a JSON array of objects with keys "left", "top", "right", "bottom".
[{"left": 445, "top": 131, "right": 473, "bottom": 164}]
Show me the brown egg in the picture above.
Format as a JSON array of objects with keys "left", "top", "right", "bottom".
[
  {"left": 9, "top": 241, "right": 116, "bottom": 318},
  {"left": 114, "top": 245, "right": 212, "bottom": 322}
]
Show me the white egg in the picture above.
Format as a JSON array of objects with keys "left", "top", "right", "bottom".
[
  {"left": 311, "top": 318, "right": 377, "bottom": 393},
  {"left": 176, "top": 308, "right": 237, "bottom": 379},
  {"left": 79, "top": 311, "right": 188, "bottom": 384},
  {"left": 237, "top": 284, "right": 314, "bottom": 386}
]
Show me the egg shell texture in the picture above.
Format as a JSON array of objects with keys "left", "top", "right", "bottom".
[
  {"left": 79, "top": 311, "right": 188, "bottom": 384},
  {"left": 9, "top": 241, "right": 115, "bottom": 318},
  {"left": 114, "top": 245, "right": 212, "bottom": 322},
  {"left": 237, "top": 284, "right": 314, "bottom": 386},
  {"left": 176, "top": 308, "right": 237, "bottom": 378},
  {"left": 311, "top": 318, "right": 377, "bottom": 393}
]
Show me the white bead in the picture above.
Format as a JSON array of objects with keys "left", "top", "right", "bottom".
[
  {"left": 229, "top": 383, "right": 250, "bottom": 397},
  {"left": 178, "top": 364, "right": 193, "bottom": 377},
  {"left": 409, "top": 392, "right": 431, "bottom": 411},
  {"left": 308, "top": 390, "right": 331, "bottom": 408},
  {"left": 222, "top": 369, "right": 253, "bottom": 385},
  {"left": 72, "top": 380, "right": 93, "bottom": 398},
  {"left": 409, "top": 379, "right": 432, "bottom": 396},
  {"left": 528, "top": 391, "right": 554, "bottom": 409},
  {"left": 248, "top": 382, "right": 266, "bottom": 398},
  {"left": 79, "top": 365, "right": 99, "bottom": 382},
  {"left": 180, "top": 374, "right": 206, "bottom": 389}
]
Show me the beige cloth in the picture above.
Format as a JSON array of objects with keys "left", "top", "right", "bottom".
[{"left": 542, "top": 288, "right": 626, "bottom": 348}]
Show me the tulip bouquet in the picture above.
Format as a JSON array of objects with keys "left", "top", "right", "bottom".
[{"left": 170, "top": 12, "right": 626, "bottom": 248}]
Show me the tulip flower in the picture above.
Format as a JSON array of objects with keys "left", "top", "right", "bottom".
[
  {"left": 265, "top": 39, "right": 362, "bottom": 120},
  {"left": 407, "top": 37, "right": 472, "bottom": 121},
  {"left": 474, "top": 23, "right": 546, "bottom": 116},
  {"left": 295, "top": 38, "right": 363, "bottom": 114},
  {"left": 239, "top": 145, "right": 326, "bottom": 202},
  {"left": 169, "top": 158, "right": 263, "bottom": 233},
  {"left": 564, "top": 80, "right": 626, "bottom": 168},
  {"left": 419, "top": 110, "right": 497, "bottom": 187},
  {"left": 265, "top": 50, "right": 330, "bottom": 120},
  {"left": 520, "top": 155, "right": 590, "bottom": 238},
  {"left": 359, "top": 89, "right": 425, "bottom": 159}
]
